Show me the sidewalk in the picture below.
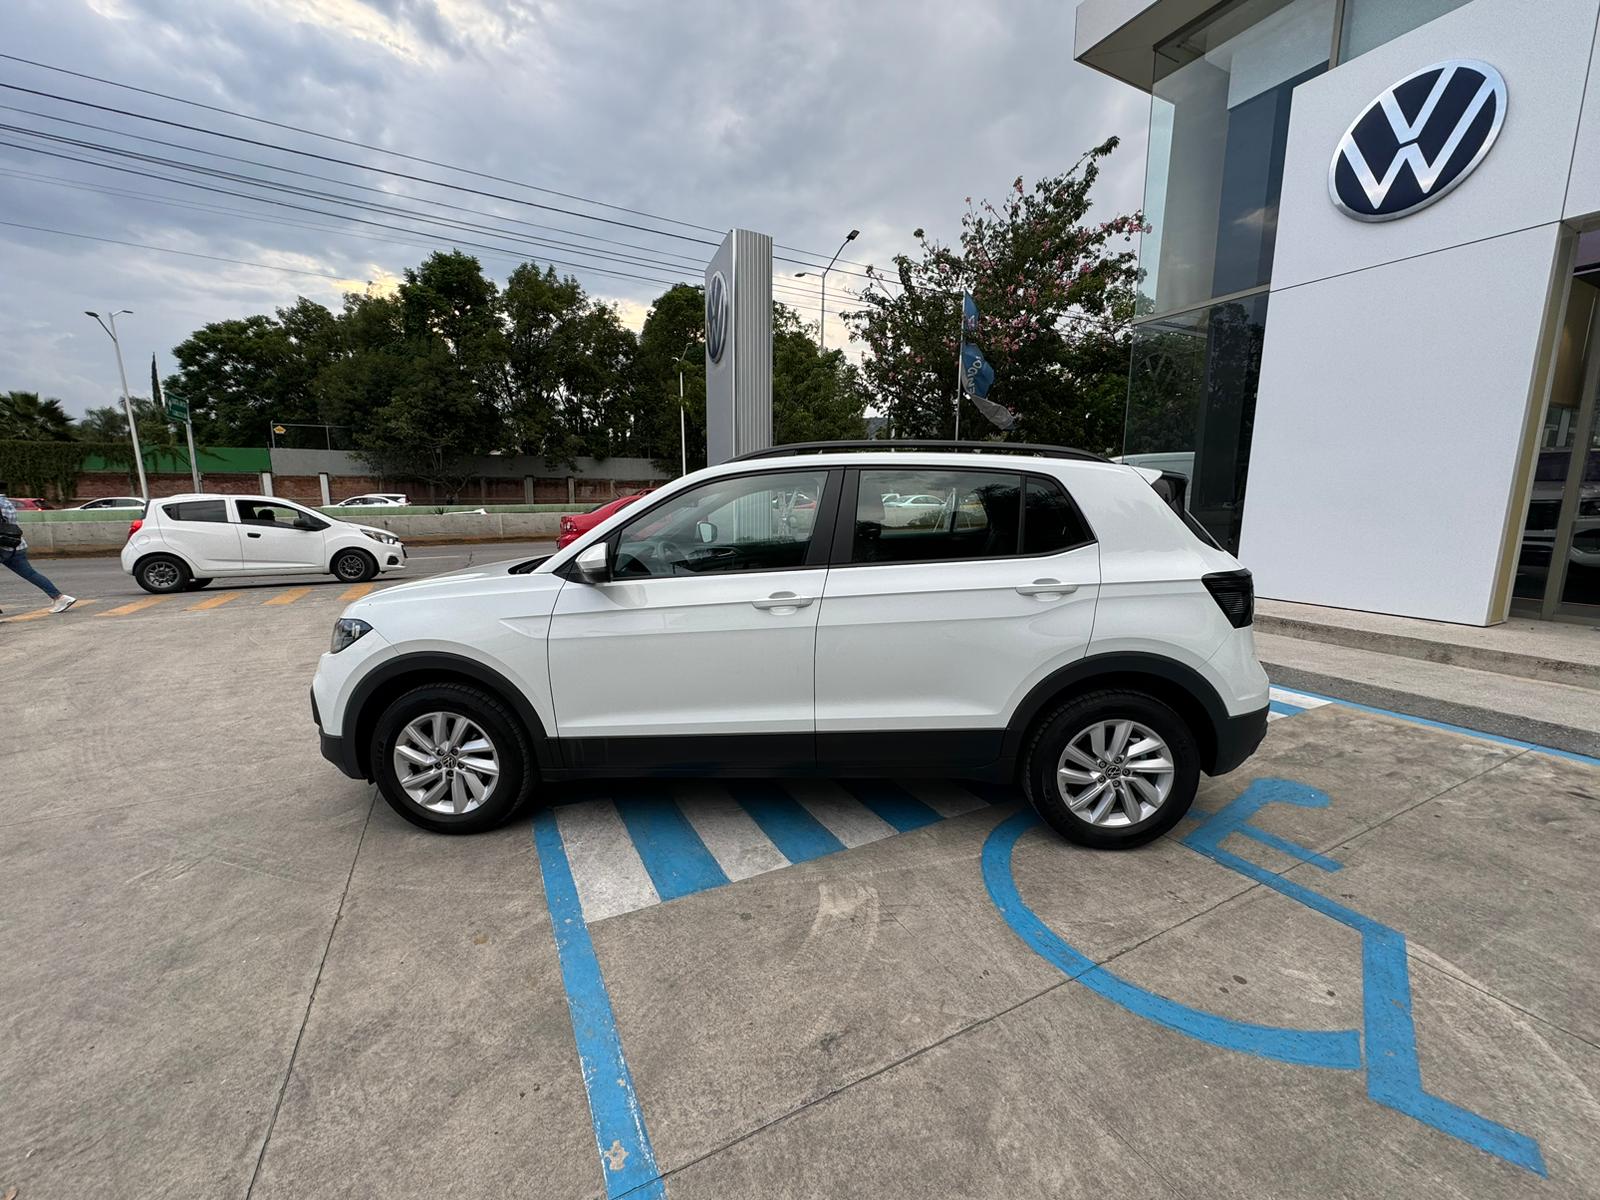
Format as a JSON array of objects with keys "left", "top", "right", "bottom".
[{"left": 1255, "top": 599, "right": 1600, "bottom": 756}]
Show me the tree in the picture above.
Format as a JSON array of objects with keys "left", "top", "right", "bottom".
[
  {"left": 847, "top": 139, "right": 1142, "bottom": 453},
  {"left": 500, "top": 264, "right": 635, "bottom": 462},
  {"left": 771, "top": 306, "right": 868, "bottom": 445},
  {"left": 347, "top": 253, "right": 507, "bottom": 499},
  {"left": 631, "top": 284, "right": 705, "bottom": 472},
  {"left": 164, "top": 298, "right": 340, "bottom": 446},
  {"left": 1, "top": 391, "right": 75, "bottom": 440}
]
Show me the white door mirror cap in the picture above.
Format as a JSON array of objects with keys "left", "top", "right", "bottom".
[{"left": 574, "top": 542, "right": 610, "bottom": 583}]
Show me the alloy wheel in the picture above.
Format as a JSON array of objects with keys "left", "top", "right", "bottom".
[
  {"left": 1055, "top": 719, "right": 1175, "bottom": 828},
  {"left": 391, "top": 711, "right": 500, "bottom": 815}
]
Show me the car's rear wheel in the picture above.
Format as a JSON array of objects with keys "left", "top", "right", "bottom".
[
  {"left": 1021, "top": 689, "right": 1199, "bottom": 849},
  {"left": 332, "top": 549, "right": 377, "bottom": 583},
  {"left": 371, "top": 683, "right": 536, "bottom": 833},
  {"left": 134, "top": 555, "right": 190, "bottom": 594}
]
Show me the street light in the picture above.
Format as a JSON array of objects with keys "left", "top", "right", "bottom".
[
  {"left": 85, "top": 309, "right": 148, "bottom": 500},
  {"left": 676, "top": 338, "right": 700, "bottom": 477},
  {"left": 794, "top": 228, "right": 859, "bottom": 351}
]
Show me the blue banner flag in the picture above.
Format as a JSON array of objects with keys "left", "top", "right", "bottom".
[
  {"left": 962, "top": 292, "right": 979, "bottom": 336},
  {"left": 960, "top": 341, "right": 995, "bottom": 399}
]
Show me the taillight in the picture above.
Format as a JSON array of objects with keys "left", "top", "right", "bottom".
[
  {"left": 560, "top": 517, "right": 576, "bottom": 532},
  {"left": 1202, "top": 569, "right": 1254, "bottom": 628},
  {"left": 127, "top": 518, "right": 143, "bottom": 539}
]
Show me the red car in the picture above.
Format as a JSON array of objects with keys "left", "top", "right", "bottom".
[
  {"left": 8, "top": 497, "right": 53, "bottom": 510},
  {"left": 556, "top": 491, "right": 651, "bottom": 549}
]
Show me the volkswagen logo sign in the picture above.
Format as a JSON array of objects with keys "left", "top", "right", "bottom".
[
  {"left": 1330, "top": 60, "right": 1506, "bottom": 222},
  {"left": 705, "top": 270, "right": 729, "bottom": 364}
]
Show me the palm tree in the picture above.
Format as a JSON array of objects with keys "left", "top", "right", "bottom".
[{"left": 0, "top": 391, "right": 76, "bottom": 440}]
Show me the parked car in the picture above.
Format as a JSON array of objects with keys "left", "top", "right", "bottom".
[
  {"left": 72, "top": 496, "right": 146, "bottom": 511},
  {"left": 122, "top": 494, "right": 407, "bottom": 593},
  {"left": 333, "top": 493, "right": 409, "bottom": 507},
  {"left": 556, "top": 491, "right": 650, "bottom": 550},
  {"left": 312, "top": 441, "right": 1269, "bottom": 848},
  {"left": 8, "top": 497, "right": 53, "bottom": 510}
]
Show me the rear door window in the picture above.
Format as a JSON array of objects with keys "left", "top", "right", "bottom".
[
  {"left": 163, "top": 500, "right": 227, "bottom": 522},
  {"left": 852, "top": 470, "right": 1021, "bottom": 564}
]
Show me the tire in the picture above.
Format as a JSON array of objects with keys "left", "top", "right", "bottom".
[
  {"left": 370, "top": 683, "right": 536, "bottom": 834},
  {"left": 331, "top": 548, "right": 378, "bottom": 583},
  {"left": 1021, "top": 689, "right": 1200, "bottom": 850},
  {"left": 183, "top": 578, "right": 213, "bottom": 591},
  {"left": 134, "top": 554, "right": 190, "bottom": 595}
]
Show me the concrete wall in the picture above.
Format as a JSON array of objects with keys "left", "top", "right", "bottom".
[
  {"left": 266, "top": 449, "right": 670, "bottom": 481},
  {"left": 1237, "top": 0, "right": 1600, "bottom": 623},
  {"left": 20, "top": 511, "right": 562, "bottom": 555}
]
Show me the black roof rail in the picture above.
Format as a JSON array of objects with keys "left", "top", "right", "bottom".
[{"left": 728, "top": 439, "right": 1109, "bottom": 464}]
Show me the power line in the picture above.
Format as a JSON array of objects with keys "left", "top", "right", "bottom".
[
  {"left": 0, "top": 218, "right": 349, "bottom": 279},
  {"left": 0, "top": 122, "right": 852, "bottom": 305},
  {"left": 0, "top": 164, "right": 864, "bottom": 316},
  {"left": 0, "top": 52, "right": 887, "bottom": 272},
  {"left": 0, "top": 102, "right": 712, "bottom": 272},
  {"left": 0, "top": 72, "right": 892, "bottom": 283}
]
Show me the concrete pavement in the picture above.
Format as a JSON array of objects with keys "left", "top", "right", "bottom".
[{"left": 2, "top": 585, "right": 1596, "bottom": 1198}]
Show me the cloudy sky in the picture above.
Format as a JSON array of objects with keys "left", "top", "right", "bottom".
[{"left": 0, "top": 0, "right": 1147, "bottom": 419}]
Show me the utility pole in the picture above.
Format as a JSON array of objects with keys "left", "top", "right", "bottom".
[
  {"left": 85, "top": 309, "right": 148, "bottom": 500},
  {"left": 794, "top": 228, "right": 859, "bottom": 351},
  {"left": 677, "top": 339, "right": 699, "bottom": 477}
]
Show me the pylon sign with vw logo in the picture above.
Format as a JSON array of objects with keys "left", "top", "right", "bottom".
[
  {"left": 705, "top": 270, "right": 729, "bottom": 364},
  {"left": 703, "top": 229, "right": 774, "bottom": 464},
  {"left": 1330, "top": 60, "right": 1507, "bottom": 221}
]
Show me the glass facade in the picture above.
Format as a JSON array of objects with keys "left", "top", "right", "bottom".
[
  {"left": 1339, "top": 0, "right": 1474, "bottom": 61},
  {"left": 1123, "top": 0, "right": 1479, "bottom": 553},
  {"left": 1126, "top": 295, "right": 1268, "bottom": 553}
]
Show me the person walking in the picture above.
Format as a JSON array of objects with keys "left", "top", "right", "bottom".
[{"left": 0, "top": 480, "right": 76, "bottom": 614}]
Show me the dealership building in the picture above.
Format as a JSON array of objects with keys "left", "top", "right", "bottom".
[{"left": 1075, "top": 0, "right": 1600, "bottom": 625}]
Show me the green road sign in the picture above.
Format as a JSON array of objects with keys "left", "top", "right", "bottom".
[{"left": 166, "top": 399, "right": 189, "bottom": 421}]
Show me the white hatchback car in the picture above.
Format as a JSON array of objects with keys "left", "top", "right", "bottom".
[
  {"left": 122, "top": 494, "right": 406, "bottom": 593},
  {"left": 311, "top": 442, "right": 1270, "bottom": 849}
]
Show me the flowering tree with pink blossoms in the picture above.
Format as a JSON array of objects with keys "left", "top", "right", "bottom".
[{"left": 847, "top": 137, "right": 1142, "bottom": 452}]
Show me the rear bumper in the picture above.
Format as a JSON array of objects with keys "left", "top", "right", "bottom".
[{"left": 1208, "top": 703, "right": 1270, "bottom": 776}]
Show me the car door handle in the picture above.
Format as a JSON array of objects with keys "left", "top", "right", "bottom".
[
  {"left": 1016, "top": 579, "right": 1078, "bottom": 597},
  {"left": 246, "top": 531, "right": 262, "bottom": 538},
  {"left": 751, "top": 592, "right": 814, "bottom": 611}
]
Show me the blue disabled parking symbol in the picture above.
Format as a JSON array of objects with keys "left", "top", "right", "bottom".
[{"left": 982, "top": 779, "right": 1546, "bottom": 1177}]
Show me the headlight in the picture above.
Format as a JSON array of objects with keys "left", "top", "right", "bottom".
[
  {"left": 364, "top": 529, "right": 401, "bottom": 545},
  {"left": 331, "top": 617, "right": 373, "bottom": 653}
]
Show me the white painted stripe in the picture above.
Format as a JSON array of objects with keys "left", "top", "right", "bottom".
[
  {"left": 902, "top": 779, "right": 986, "bottom": 819},
  {"left": 1270, "top": 686, "right": 1333, "bottom": 709},
  {"left": 787, "top": 780, "right": 898, "bottom": 848},
  {"left": 554, "top": 801, "right": 660, "bottom": 923},
  {"left": 1267, "top": 711, "right": 1287, "bottom": 723},
  {"left": 676, "top": 783, "right": 791, "bottom": 882}
]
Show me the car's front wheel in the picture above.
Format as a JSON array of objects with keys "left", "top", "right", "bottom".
[
  {"left": 331, "top": 549, "right": 377, "bottom": 583},
  {"left": 133, "top": 554, "right": 190, "bottom": 594},
  {"left": 1021, "top": 689, "right": 1199, "bottom": 849},
  {"left": 370, "top": 683, "right": 536, "bottom": 833}
]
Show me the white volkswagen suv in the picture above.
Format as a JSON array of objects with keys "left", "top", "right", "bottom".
[
  {"left": 311, "top": 443, "right": 1270, "bottom": 849},
  {"left": 122, "top": 494, "right": 407, "bottom": 593}
]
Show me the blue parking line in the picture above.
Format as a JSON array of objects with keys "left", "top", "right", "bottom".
[
  {"left": 1277, "top": 685, "right": 1600, "bottom": 768},
  {"left": 982, "top": 810, "right": 1361, "bottom": 1070},
  {"left": 531, "top": 811, "right": 664, "bottom": 1198},
  {"left": 1269, "top": 699, "right": 1306, "bottom": 717},
  {"left": 613, "top": 792, "right": 729, "bottom": 902},
  {"left": 727, "top": 780, "right": 846, "bottom": 862},
  {"left": 840, "top": 779, "right": 944, "bottom": 832}
]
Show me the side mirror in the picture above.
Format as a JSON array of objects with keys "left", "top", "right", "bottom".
[
  {"left": 294, "top": 518, "right": 316, "bottom": 531},
  {"left": 574, "top": 541, "right": 610, "bottom": 583},
  {"left": 696, "top": 521, "right": 716, "bottom": 544}
]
